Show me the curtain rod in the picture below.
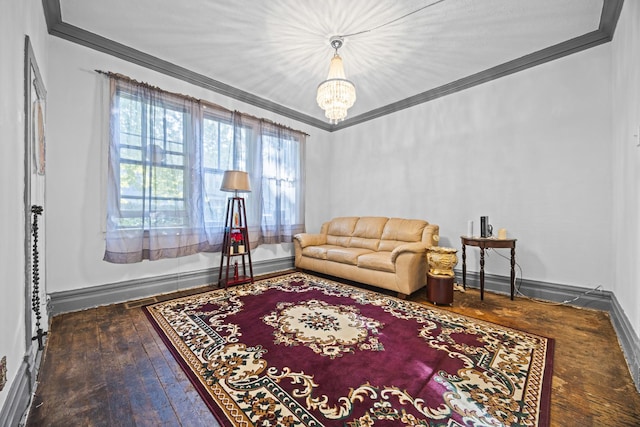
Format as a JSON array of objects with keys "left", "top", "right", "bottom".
[{"left": 94, "top": 69, "right": 310, "bottom": 137}]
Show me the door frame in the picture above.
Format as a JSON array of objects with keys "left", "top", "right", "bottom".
[{"left": 23, "top": 35, "right": 47, "bottom": 355}]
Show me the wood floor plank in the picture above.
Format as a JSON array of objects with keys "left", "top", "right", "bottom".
[
  {"left": 27, "top": 275, "right": 640, "bottom": 426},
  {"left": 130, "top": 307, "right": 220, "bottom": 426},
  {"left": 96, "top": 306, "right": 138, "bottom": 426}
]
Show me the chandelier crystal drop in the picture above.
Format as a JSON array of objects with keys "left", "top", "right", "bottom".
[{"left": 316, "top": 37, "right": 356, "bottom": 124}]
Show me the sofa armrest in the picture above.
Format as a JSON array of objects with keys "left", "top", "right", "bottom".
[
  {"left": 422, "top": 224, "right": 440, "bottom": 247},
  {"left": 390, "top": 242, "right": 427, "bottom": 263},
  {"left": 294, "top": 233, "right": 327, "bottom": 248}
]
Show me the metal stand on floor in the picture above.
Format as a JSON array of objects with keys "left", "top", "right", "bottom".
[{"left": 31, "top": 205, "right": 47, "bottom": 350}]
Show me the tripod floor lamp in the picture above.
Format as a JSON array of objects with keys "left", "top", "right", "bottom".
[{"left": 217, "top": 170, "right": 254, "bottom": 288}]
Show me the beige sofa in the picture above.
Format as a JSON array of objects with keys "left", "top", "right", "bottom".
[{"left": 294, "top": 216, "right": 439, "bottom": 297}]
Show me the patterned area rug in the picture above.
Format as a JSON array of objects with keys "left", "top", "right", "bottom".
[{"left": 144, "top": 273, "right": 553, "bottom": 426}]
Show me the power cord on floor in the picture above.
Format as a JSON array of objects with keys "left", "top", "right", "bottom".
[
  {"left": 482, "top": 247, "right": 525, "bottom": 296},
  {"left": 482, "top": 248, "right": 604, "bottom": 306},
  {"left": 560, "top": 285, "right": 603, "bottom": 304}
]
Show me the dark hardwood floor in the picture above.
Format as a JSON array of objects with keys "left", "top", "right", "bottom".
[{"left": 27, "top": 272, "right": 640, "bottom": 426}]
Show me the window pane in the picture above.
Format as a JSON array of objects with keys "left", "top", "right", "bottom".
[
  {"left": 120, "top": 146, "right": 142, "bottom": 162},
  {"left": 120, "top": 162, "right": 144, "bottom": 197},
  {"left": 114, "top": 91, "right": 189, "bottom": 230},
  {"left": 165, "top": 109, "right": 183, "bottom": 142},
  {"left": 151, "top": 166, "right": 184, "bottom": 199},
  {"left": 203, "top": 116, "right": 229, "bottom": 226},
  {"left": 119, "top": 96, "right": 142, "bottom": 135},
  {"left": 164, "top": 153, "right": 184, "bottom": 167},
  {"left": 203, "top": 119, "right": 219, "bottom": 169}
]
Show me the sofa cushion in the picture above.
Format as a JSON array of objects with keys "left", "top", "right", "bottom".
[
  {"left": 301, "top": 245, "right": 343, "bottom": 260},
  {"left": 352, "top": 217, "right": 388, "bottom": 238},
  {"left": 346, "top": 217, "right": 387, "bottom": 251},
  {"left": 327, "top": 235, "right": 352, "bottom": 247},
  {"left": 357, "top": 251, "right": 395, "bottom": 273},
  {"left": 325, "top": 217, "right": 359, "bottom": 247},
  {"left": 326, "top": 247, "right": 373, "bottom": 265},
  {"left": 349, "top": 237, "right": 380, "bottom": 251},
  {"left": 327, "top": 217, "right": 359, "bottom": 236},
  {"left": 381, "top": 218, "right": 427, "bottom": 242},
  {"left": 378, "top": 240, "right": 403, "bottom": 252}
]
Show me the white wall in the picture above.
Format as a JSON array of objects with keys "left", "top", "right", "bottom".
[
  {"left": 612, "top": 0, "right": 640, "bottom": 345},
  {"left": 45, "top": 37, "right": 328, "bottom": 294},
  {"left": 44, "top": 2, "right": 636, "bottom": 344},
  {"left": 0, "top": 0, "right": 48, "bottom": 414},
  {"left": 310, "top": 44, "right": 613, "bottom": 289}
]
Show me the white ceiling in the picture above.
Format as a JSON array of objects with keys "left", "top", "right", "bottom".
[{"left": 49, "top": 0, "right": 615, "bottom": 129}]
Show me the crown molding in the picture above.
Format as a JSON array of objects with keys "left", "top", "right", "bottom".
[{"left": 43, "top": 0, "right": 623, "bottom": 132}]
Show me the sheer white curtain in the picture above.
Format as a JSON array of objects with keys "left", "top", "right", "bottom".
[
  {"left": 103, "top": 74, "right": 306, "bottom": 263},
  {"left": 255, "top": 120, "right": 305, "bottom": 244},
  {"left": 104, "top": 77, "right": 213, "bottom": 263}
]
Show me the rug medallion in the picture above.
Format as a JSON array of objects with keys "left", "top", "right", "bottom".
[{"left": 144, "top": 273, "right": 553, "bottom": 426}]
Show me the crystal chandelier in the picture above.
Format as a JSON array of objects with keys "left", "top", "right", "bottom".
[{"left": 316, "top": 37, "right": 356, "bottom": 124}]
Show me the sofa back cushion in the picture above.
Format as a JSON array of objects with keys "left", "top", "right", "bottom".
[
  {"left": 349, "top": 217, "right": 388, "bottom": 251},
  {"left": 379, "top": 218, "right": 428, "bottom": 251},
  {"left": 326, "top": 217, "right": 359, "bottom": 247},
  {"left": 324, "top": 217, "right": 430, "bottom": 251}
]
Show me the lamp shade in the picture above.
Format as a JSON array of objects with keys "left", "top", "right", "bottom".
[{"left": 220, "top": 170, "right": 251, "bottom": 193}]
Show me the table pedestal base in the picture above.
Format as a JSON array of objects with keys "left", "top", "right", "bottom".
[{"left": 427, "top": 274, "right": 454, "bottom": 305}]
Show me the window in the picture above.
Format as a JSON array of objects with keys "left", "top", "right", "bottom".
[
  {"left": 104, "top": 75, "right": 306, "bottom": 263},
  {"left": 201, "top": 113, "right": 247, "bottom": 227},
  {"left": 115, "top": 91, "right": 189, "bottom": 229},
  {"left": 261, "top": 129, "right": 303, "bottom": 230}
]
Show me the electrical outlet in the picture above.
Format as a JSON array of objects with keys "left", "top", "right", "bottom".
[{"left": 0, "top": 356, "right": 7, "bottom": 392}]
